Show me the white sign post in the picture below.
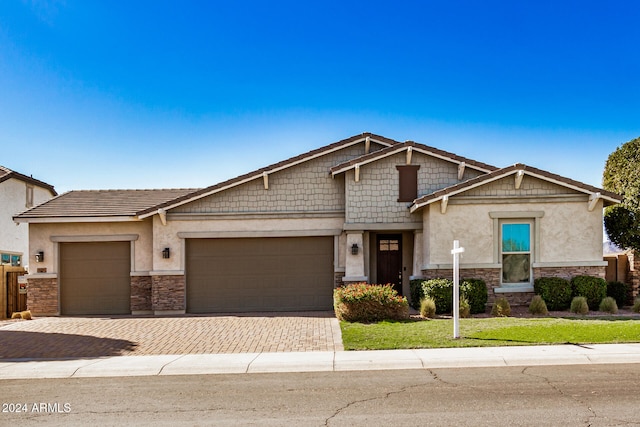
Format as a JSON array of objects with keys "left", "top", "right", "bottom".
[{"left": 451, "top": 240, "right": 465, "bottom": 339}]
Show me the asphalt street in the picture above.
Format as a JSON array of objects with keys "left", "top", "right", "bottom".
[{"left": 2, "top": 364, "right": 640, "bottom": 426}]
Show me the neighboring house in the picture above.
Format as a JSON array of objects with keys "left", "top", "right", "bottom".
[
  {"left": 14, "top": 133, "right": 621, "bottom": 316},
  {"left": 0, "top": 165, "right": 56, "bottom": 267}
]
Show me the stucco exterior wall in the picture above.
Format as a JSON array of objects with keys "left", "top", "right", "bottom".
[
  {"left": 423, "top": 198, "right": 604, "bottom": 266},
  {"left": 0, "top": 178, "right": 54, "bottom": 261},
  {"left": 172, "top": 144, "right": 377, "bottom": 215},
  {"left": 28, "top": 220, "right": 154, "bottom": 274}
]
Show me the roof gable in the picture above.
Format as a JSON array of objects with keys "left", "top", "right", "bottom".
[
  {"left": 136, "top": 133, "right": 399, "bottom": 218},
  {"left": 0, "top": 165, "right": 57, "bottom": 196},
  {"left": 410, "top": 163, "right": 621, "bottom": 213}
]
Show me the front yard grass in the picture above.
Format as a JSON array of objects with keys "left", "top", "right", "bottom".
[{"left": 340, "top": 317, "right": 640, "bottom": 350}]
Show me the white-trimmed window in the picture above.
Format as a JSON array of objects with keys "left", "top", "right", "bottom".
[{"left": 501, "top": 221, "right": 532, "bottom": 285}]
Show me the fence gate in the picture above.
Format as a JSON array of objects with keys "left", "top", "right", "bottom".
[{"left": 6, "top": 270, "right": 27, "bottom": 318}]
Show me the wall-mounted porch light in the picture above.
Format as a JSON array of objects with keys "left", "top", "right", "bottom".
[
  {"left": 162, "top": 247, "right": 170, "bottom": 259},
  {"left": 35, "top": 251, "right": 44, "bottom": 263},
  {"left": 351, "top": 243, "right": 359, "bottom": 255}
]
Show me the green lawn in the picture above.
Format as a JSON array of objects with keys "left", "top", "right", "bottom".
[{"left": 340, "top": 317, "right": 640, "bottom": 350}]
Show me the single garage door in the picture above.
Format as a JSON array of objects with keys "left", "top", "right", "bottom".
[
  {"left": 186, "top": 236, "right": 334, "bottom": 313},
  {"left": 60, "top": 241, "right": 131, "bottom": 315}
]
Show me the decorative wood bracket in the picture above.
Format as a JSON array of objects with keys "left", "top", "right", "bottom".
[
  {"left": 515, "top": 170, "right": 525, "bottom": 189},
  {"left": 158, "top": 209, "right": 167, "bottom": 226},
  {"left": 588, "top": 192, "right": 601, "bottom": 211},
  {"left": 406, "top": 146, "right": 413, "bottom": 165},
  {"left": 457, "top": 162, "right": 466, "bottom": 180},
  {"left": 365, "top": 136, "right": 371, "bottom": 154},
  {"left": 263, "top": 172, "right": 269, "bottom": 190},
  {"left": 355, "top": 164, "right": 360, "bottom": 182},
  {"left": 441, "top": 195, "right": 449, "bottom": 214}
]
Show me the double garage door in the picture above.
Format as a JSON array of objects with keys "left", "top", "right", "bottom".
[
  {"left": 186, "top": 236, "right": 334, "bottom": 313},
  {"left": 59, "top": 237, "right": 334, "bottom": 315}
]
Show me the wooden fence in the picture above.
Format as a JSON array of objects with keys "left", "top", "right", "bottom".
[{"left": 1, "top": 266, "right": 27, "bottom": 319}]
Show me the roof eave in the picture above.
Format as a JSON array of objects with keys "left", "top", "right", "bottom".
[{"left": 13, "top": 216, "right": 142, "bottom": 224}]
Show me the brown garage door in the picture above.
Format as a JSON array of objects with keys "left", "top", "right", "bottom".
[
  {"left": 60, "top": 242, "right": 131, "bottom": 315},
  {"left": 186, "top": 237, "right": 334, "bottom": 313}
]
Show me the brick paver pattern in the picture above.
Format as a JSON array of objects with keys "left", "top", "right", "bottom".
[{"left": 0, "top": 312, "right": 343, "bottom": 359}]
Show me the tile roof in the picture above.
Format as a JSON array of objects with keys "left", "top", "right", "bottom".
[
  {"left": 0, "top": 165, "right": 57, "bottom": 196},
  {"left": 410, "top": 163, "right": 621, "bottom": 213},
  {"left": 14, "top": 188, "right": 199, "bottom": 220}
]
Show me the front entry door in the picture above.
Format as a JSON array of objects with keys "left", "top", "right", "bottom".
[{"left": 376, "top": 234, "right": 403, "bottom": 295}]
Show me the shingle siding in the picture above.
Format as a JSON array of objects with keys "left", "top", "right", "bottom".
[
  {"left": 173, "top": 145, "right": 370, "bottom": 214},
  {"left": 345, "top": 152, "right": 484, "bottom": 224},
  {"left": 462, "top": 175, "right": 581, "bottom": 197}
]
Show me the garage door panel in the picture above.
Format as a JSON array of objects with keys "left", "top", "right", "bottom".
[
  {"left": 60, "top": 242, "right": 131, "bottom": 315},
  {"left": 187, "top": 237, "right": 334, "bottom": 313}
]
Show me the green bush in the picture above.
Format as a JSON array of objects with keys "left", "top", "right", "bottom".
[
  {"left": 419, "top": 297, "right": 436, "bottom": 318},
  {"left": 633, "top": 298, "right": 640, "bottom": 314},
  {"left": 460, "top": 278, "right": 488, "bottom": 314},
  {"left": 422, "top": 279, "right": 454, "bottom": 314},
  {"left": 607, "top": 281, "right": 630, "bottom": 307},
  {"left": 410, "top": 279, "right": 426, "bottom": 309},
  {"left": 491, "top": 297, "right": 511, "bottom": 317},
  {"left": 570, "top": 296, "right": 589, "bottom": 315},
  {"left": 534, "top": 277, "right": 572, "bottom": 310},
  {"left": 599, "top": 296, "right": 618, "bottom": 314},
  {"left": 459, "top": 298, "right": 471, "bottom": 318},
  {"left": 334, "top": 283, "right": 409, "bottom": 322},
  {"left": 528, "top": 295, "right": 549, "bottom": 316},
  {"left": 571, "top": 276, "right": 607, "bottom": 309}
]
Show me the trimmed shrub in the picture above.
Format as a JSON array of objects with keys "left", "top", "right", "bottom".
[
  {"left": 460, "top": 278, "right": 488, "bottom": 314},
  {"left": 410, "top": 279, "right": 426, "bottom": 309},
  {"left": 534, "top": 277, "right": 572, "bottom": 310},
  {"left": 334, "top": 283, "right": 409, "bottom": 322},
  {"left": 570, "top": 296, "right": 589, "bottom": 315},
  {"left": 491, "top": 297, "right": 511, "bottom": 317},
  {"left": 599, "top": 296, "right": 618, "bottom": 314},
  {"left": 571, "top": 276, "right": 607, "bottom": 310},
  {"left": 607, "top": 281, "right": 630, "bottom": 307},
  {"left": 633, "top": 298, "right": 640, "bottom": 314},
  {"left": 420, "top": 297, "right": 436, "bottom": 318},
  {"left": 528, "top": 295, "right": 549, "bottom": 316},
  {"left": 459, "top": 298, "right": 471, "bottom": 318},
  {"left": 422, "top": 278, "right": 454, "bottom": 314}
]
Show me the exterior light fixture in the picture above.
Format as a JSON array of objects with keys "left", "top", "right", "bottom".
[
  {"left": 35, "top": 251, "right": 44, "bottom": 263},
  {"left": 351, "top": 243, "right": 359, "bottom": 255},
  {"left": 162, "top": 248, "right": 170, "bottom": 259}
]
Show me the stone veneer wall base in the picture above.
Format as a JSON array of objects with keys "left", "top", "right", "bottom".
[
  {"left": 26, "top": 277, "right": 59, "bottom": 315},
  {"left": 131, "top": 275, "right": 152, "bottom": 312},
  {"left": 152, "top": 275, "right": 186, "bottom": 313},
  {"left": 423, "top": 265, "right": 607, "bottom": 307}
]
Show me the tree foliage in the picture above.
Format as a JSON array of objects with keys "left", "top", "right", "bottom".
[{"left": 603, "top": 137, "right": 640, "bottom": 251}]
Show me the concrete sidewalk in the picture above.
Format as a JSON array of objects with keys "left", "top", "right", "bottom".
[{"left": 1, "top": 343, "right": 640, "bottom": 380}]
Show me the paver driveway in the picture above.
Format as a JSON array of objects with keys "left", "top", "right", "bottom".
[{"left": 0, "top": 312, "right": 343, "bottom": 359}]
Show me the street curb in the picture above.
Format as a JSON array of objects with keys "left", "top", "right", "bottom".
[{"left": 1, "top": 344, "right": 639, "bottom": 379}]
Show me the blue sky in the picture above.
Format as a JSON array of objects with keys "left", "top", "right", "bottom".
[{"left": 1, "top": 1, "right": 638, "bottom": 193}]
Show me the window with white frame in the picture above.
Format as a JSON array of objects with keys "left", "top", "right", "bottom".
[{"left": 501, "top": 221, "right": 532, "bottom": 284}]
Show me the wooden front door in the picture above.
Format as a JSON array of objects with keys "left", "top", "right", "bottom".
[{"left": 376, "top": 234, "right": 403, "bottom": 295}]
